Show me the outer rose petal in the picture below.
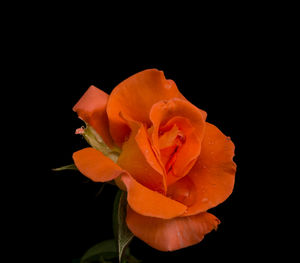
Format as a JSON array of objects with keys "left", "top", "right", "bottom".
[
  {"left": 107, "top": 69, "right": 185, "bottom": 145},
  {"left": 73, "top": 85, "right": 113, "bottom": 147},
  {"left": 121, "top": 173, "right": 186, "bottom": 219},
  {"left": 73, "top": 147, "right": 124, "bottom": 182},
  {"left": 167, "top": 123, "right": 236, "bottom": 216},
  {"left": 126, "top": 205, "right": 220, "bottom": 251}
]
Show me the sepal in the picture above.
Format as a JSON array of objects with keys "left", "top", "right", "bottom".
[{"left": 76, "top": 123, "right": 120, "bottom": 163}]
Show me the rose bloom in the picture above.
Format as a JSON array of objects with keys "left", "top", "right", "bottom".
[{"left": 72, "top": 69, "right": 236, "bottom": 251}]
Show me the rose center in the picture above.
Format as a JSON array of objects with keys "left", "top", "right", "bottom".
[{"left": 158, "top": 124, "right": 186, "bottom": 175}]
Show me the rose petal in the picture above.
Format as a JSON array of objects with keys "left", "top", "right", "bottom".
[
  {"left": 135, "top": 122, "right": 165, "bottom": 179},
  {"left": 117, "top": 116, "right": 166, "bottom": 193},
  {"left": 161, "top": 117, "right": 202, "bottom": 185},
  {"left": 72, "top": 147, "right": 124, "bottom": 182},
  {"left": 158, "top": 124, "right": 179, "bottom": 149},
  {"left": 150, "top": 98, "right": 206, "bottom": 158},
  {"left": 121, "top": 173, "right": 186, "bottom": 219},
  {"left": 107, "top": 69, "right": 185, "bottom": 145},
  {"left": 167, "top": 123, "right": 236, "bottom": 216},
  {"left": 126, "top": 205, "right": 220, "bottom": 251},
  {"left": 149, "top": 99, "right": 206, "bottom": 184},
  {"left": 73, "top": 85, "right": 113, "bottom": 147},
  {"left": 167, "top": 176, "right": 197, "bottom": 207}
]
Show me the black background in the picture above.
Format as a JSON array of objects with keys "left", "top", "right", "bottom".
[{"left": 15, "top": 15, "right": 282, "bottom": 262}]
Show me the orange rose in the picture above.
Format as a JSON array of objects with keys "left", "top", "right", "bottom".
[{"left": 72, "top": 69, "right": 236, "bottom": 251}]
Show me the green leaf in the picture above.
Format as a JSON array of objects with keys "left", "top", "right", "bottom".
[
  {"left": 79, "top": 191, "right": 138, "bottom": 263},
  {"left": 52, "top": 163, "right": 78, "bottom": 171},
  {"left": 80, "top": 239, "right": 117, "bottom": 263},
  {"left": 113, "top": 190, "right": 134, "bottom": 263}
]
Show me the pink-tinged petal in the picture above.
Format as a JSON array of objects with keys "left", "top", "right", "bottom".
[
  {"left": 126, "top": 205, "right": 220, "bottom": 251},
  {"left": 73, "top": 85, "right": 113, "bottom": 147}
]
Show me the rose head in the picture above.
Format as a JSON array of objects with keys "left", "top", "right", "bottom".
[{"left": 72, "top": 69, "right": 236, "bottom": 251}]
